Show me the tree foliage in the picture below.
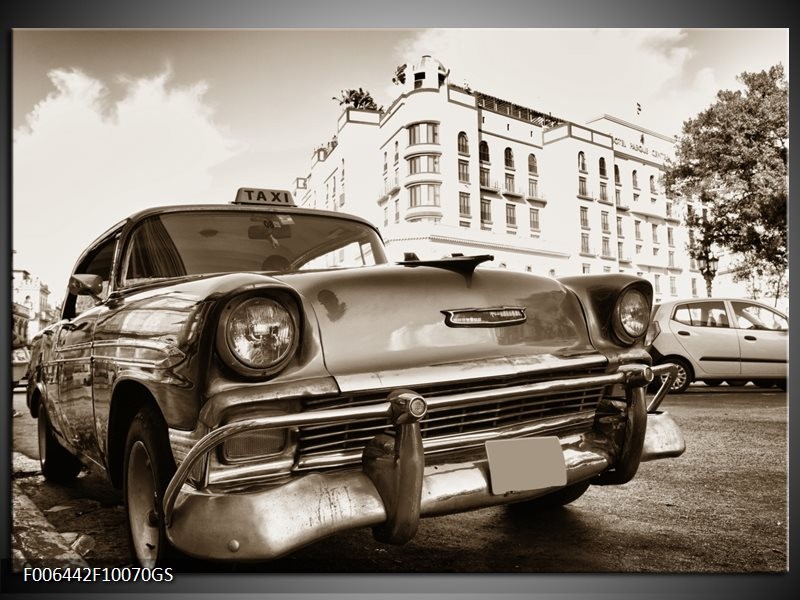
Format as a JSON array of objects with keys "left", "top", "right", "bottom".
[
  {"left": 332, "top": 87, "right": 381, "bottom": 111},
  {"left": 664, "top": 64, "right": 788, "bottom": 275}
]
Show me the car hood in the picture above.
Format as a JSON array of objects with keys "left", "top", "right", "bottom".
[{"left": 272, "top": 263, "right": 596, "bottom": 389}]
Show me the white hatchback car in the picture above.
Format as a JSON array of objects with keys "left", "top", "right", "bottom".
[{"left": 646, "top": 298, "right": 788, "bottom": 393}]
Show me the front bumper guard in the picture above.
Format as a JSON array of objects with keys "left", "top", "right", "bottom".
[{"left": 162, "top": 363, "right": 684, "bottom": 560}]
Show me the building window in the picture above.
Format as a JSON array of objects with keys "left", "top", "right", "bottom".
[
  {"left": 602, "top": 237, "right": 611, "bottom": 257},
  {"left": 633, "top": 193, "right": 640, "bottom": 203},
  {"left": 616, "top": 216, "right": 623, "bottom": 237},
  {"left": 479, "top": 141, "right": 490, "bottom": 163},
  {"left": 578, "top": 151, "right": 587, "bottom": 172},
  {"left": 529, "top": 207, "right": 540, "bottom": 230},
  {"left": 666, "top": 201, "right": 673, "bottom": 218},
  {"left": 394, "top": 141, "right": 399, "bottom": 164},
  {"left": 614, "top": 164, "right": 620, "bottom": 185},
  {"left": 383, "top": 151, "right": 388, "bottom": 174},
  {"left": 458, "top": 132, "right": 469, "bottom": 155},
  {"left": 650, "top": 175, "right": 657, "bottom": 194},
  {"left": 654, "top": 274, "right": 661, "bottom": 294},
  {"left": 618, "top": 241, "right": 624, "bottom": 259},
  {"left": 635, "top": 220, "right": 642, "bottom": 240},
  {"left": 504, "top": 173, "right": 515, "bottom": 192},
  {"left": 548, "top": 269, "right": 556, "bottom": 277},
  {"left": 599, "top": 157, "right": 607, "bottom": 178},
  {"left": 691, "top": 278, "right": 698, "bottom": 297},
  {"left": 599, "top": 182, "right": 608, "bottom": 202},
  {"left": 652, "top": 223, "right": 659, "bottom": 244},
  {"left": 458, "top": 160, "right": 470, "bottom": 183},
  {"left": 506, "top": 204, "right": 516, "bottom": 227},
  {"left": 409, "top": 183, "right": 440, "bottom": 207},
  {"left": 668, "top": 251, "right": 675, "bottom": 267},
  {"left": 632, "top": 170, "right": 639, "bottom": 189},
  {"left": 408, "top": 122, "right": 439, "bottom": 145},
  {"left": 528, "top": 179, "right": 539, "bottom": 199},
  {"left": 615, "top": 188, "right": 622, "bottom": 206},
  {"left": 504, "top": 147, "right": 514, "bottom": 169},
  {"left": 581, "top": 233, "right": 590, "bottom": 254},
  {"left": 480, "top": 198, "right": 491, "bottom": 223},
  {"left": 601, "top": 211, "right": 610, "bottom": 233},
  {"left": 480, "top": 168, "right": 490, "bottom": 187},
  {"left": 582, "top": 263, "right": 591, "bottom": 274},
  {"left": 528, "top": 153, "right": 538, "bottom": 175},
  {"left": 408, "top": 154, "right": 440, "bottom": 175},
  {"left": 667, "top": 227, "right": 674, "bottom": 246},
  {"left": 636, "top": 244, "right": 642, "bottom": 255},
  {"left": 383, "top": 207, "right": 388, "bottom": 227},
  {"left": 653, "top": 247, "right": 660, "bottom": 256},
  {"left": 459, "top": 192, "right": 471, "bottom": 217},
  {"left": 578, "top": 177, "right": 588, "bottom": 197},
  {"left": 580, "top": 206, "right": 589, "bottom": 229},
  {"left": 394, "top": 199, "right": 400, "bottom": 223}
]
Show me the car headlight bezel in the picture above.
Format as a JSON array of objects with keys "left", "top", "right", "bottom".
[
  {"left": 612, "top": 286, "right": 651, "bottom": 346},
  {"left": 216, "top": 292, "right": 300, "bottom": 378}
]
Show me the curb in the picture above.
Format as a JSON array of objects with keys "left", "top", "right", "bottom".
[{"left": 11, "top": 477, "right": 89, "bottom": 571}]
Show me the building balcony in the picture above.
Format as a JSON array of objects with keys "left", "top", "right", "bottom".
[
  {"left": 616, "top": 200, "right": 630, "bottom": 211},
  {"left": 619, "top": 256, "right": 632, "bottom": 264},
  {"left": 405, "top": 204, "right": 443, "bottom": 221},
  {"left": 503, "top": 186, "right": 525, "bottom": 198},
  {"left": 480, "top": 179, "right": 501, "bottom": 193},
  {"left": 525, "top": 192, "right": 547, "bottom": 206},
  {"left": 377, "top": 179, "right": 401, "bottom": 202}
]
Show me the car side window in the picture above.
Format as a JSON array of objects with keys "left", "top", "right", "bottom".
[
  {"left": 731, "top": 301, "right": 788, "bottom": 331},
  {"left": 63, "top": 235, "right": 118, "bottom": 319},
  {"left": 672, "top": 301, "right": 728, "bottom": 328}
]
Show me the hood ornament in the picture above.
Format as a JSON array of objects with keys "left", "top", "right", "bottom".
[{"left": 442, "top": 306, "right": 527, "bottom": 328}]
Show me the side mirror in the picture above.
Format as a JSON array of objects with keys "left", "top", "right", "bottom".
[{"left": 69, "top": 274, "right": 103, "bottom": 299}]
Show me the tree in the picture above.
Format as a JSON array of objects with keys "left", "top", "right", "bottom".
[
  {"left": 664, "top": 65, "right": 788, "bottom": 289},
  {"left": 332, "top": 88, "right": 381, "bottom": 111}
]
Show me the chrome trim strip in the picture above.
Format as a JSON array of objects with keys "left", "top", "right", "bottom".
[{"left": 296, "top": 411, "right": 596, "bottom": 470}]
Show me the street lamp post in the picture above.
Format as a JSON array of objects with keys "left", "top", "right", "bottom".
[{"left": 697, "top": 251, "right": 719, "bottom": 298}]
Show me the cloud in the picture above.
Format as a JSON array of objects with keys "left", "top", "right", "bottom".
[
  {"left": 390, "top": 29, "right": 702, "bottom": 136},
  {"left": 13, "top": 68, "right": 244, "bottom": 301}
]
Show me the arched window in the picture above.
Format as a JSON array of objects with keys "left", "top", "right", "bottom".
[
  {"left": 504, "top": 147, "right": 514, "bottom": 169},
  {"left": 578, "top": 152, "right": 586, "bottom": 172},
  {"left": 528, "top": 153, "right": 538, "bottom": 175},
  {"left": 614, "top": 164, "right": 620, "bottom": 185},
  {"left": 599, "top": 157, "right": 607, "bottom": 177},
  {"left": 479, "top": 141, "right": 490, "bottom": 163},
  {"left": 632, "top": 170, "right": 639, "bottom": 188},
  {"left": 650, "top": 175, "right": 657, "bottom": 193},
  {"left": 458, "top": 132, "right": 469, "bottom": 154}
]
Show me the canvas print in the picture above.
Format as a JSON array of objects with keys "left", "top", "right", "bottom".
[{"left": 10, "top": 29, "right": 788, "bottom": 573}]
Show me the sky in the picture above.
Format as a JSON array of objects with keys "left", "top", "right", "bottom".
[{"left": 12, "top": 28, "right": 788, "bottom": 304}]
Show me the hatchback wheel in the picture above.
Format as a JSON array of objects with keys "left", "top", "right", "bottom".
[
  {"left": 123, "top": 405, "right": 177, "bottom": 567},
  {"left": 659, "top": 358, "right": 692, "bottom": 394}
]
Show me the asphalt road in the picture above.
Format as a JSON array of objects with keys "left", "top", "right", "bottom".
[{"left": 11, "top": 384, "right": 788, "bottom": 573}]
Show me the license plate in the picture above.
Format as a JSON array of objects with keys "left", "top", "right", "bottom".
[{"left": 485, "top": 437, "right": 567, "bottom": 495}]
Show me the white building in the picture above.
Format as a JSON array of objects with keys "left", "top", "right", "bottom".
[
  {"left": 294, "top": 55, "right": 747, "bottom": 305},
  {"left": 12, "top": 269, "right": 56, "bottom": 341}
]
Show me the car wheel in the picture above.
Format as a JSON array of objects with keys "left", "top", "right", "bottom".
[
  {"left": 725, "top": 380, "right": 748, "bottom": 387},
  {"left": 509, "top": 480, "right": 591, "bottom": 511},
  {"left": 658, "top": 358, "right": 692, "bottom": 394},
  {"left": 38, "top": 407, "right": 82, "bottom": 484},
  {"left": 123, "top": 405, "right": 177, "bottom": 567},
  {"left": 703, "top": 380, "right": 722, "bottom": 387},
  {"left": 753, "top": 380, "right": 776, "bottom": 389}
]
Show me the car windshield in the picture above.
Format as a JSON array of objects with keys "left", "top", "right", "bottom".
[{"left": 121, "top": 210, "right": 387, "bottom": 286}]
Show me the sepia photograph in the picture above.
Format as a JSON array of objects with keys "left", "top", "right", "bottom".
[{"left": 8, "top": 26, "right": 788, "bottom": 578}]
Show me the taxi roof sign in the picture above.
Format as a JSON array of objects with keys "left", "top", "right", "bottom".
[{"left": 234, "top": 188, "right": 295, "bottom": 206}]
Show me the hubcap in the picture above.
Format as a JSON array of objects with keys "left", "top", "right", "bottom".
[
  {"left": 127, "top": 441, "right": 160, "bottom": 566},
  {"left": 662, "top": 364, "right": 687, "bottom": 391}
]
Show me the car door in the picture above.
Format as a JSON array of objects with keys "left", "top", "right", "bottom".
[
  {"left": 668, "top": 300, "right": 741, "bottom": 377},
  {"left": 54, "top": 233, "right": 119, "bottom": 466},
  {"left": 729, "top": 300, "right": 788, "bottom": 378}
]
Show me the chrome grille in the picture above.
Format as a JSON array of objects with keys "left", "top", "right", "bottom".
[{"left": 296, "top": 367, "right": 607, "bottom": 471}]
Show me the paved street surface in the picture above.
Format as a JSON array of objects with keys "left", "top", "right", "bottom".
[{"left": 11, "top": 383, "right": 788, "bottom": 573}]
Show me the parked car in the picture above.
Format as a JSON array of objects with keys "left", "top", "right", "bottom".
[
  {"left": 12, "top": 344, "right": 31, "bottom": 388},
  {"left": 26, "top": 188, "right": 685, "bottom": 567},
  {"left": 646, "top": 297, "right": 788, "bottom": 393}
]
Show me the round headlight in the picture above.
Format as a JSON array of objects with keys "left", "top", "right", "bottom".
[
  {"left": 614, "top": 288, "right": 650, "bottom": 344},
  {"left": 223, "top": 297, "right": 296, "bottom": 371}
]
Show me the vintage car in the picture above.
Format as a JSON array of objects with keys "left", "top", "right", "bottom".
[{"left": 26, "top": 188, "right": 685, "bottom": 567}]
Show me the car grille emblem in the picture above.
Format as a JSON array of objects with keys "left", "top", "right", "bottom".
[{"left": 441, "top": 307, "right": 527, "bottom": 328}]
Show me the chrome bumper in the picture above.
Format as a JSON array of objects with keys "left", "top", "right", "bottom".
[{"left": 163, "top": 363, "right": 685, "bottom": 561}]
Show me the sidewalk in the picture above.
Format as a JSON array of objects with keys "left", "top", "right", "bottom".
[{"left": 10, "top": 452, "right": 89, "bottom": 571}]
